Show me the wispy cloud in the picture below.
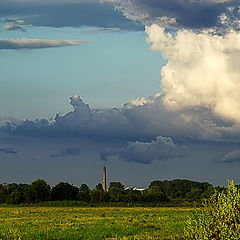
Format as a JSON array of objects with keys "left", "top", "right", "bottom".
[
  {"left": 0, "top": 147, "right": 17, "bottom": 154},
  {"left": 0, "top": 38, "right": 88, "bottom": 49},
  {"left": 83, "top": 27, "right": 122, "bottom": 34},
  {"left": 50, "top": 147, "right": 81, "bottom": 158},
  {"left": 0, "top": 1, "right": 142, "bottom": 30},
  {"left": 217, "top": 150, "right": 240, "bottom": 163}
]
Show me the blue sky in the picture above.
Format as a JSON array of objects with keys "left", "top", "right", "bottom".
[
  {"left": 0, "top": 0, "right": 240, "bottom": 188},
  {"left": 0, "top": 25, "right": 164, "bottom": 119}
]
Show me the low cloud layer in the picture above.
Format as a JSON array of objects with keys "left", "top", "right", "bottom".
[
  {"left": 50, "top": 147, "right": 81, "bottom": 158},
  {"left": 0, "top": 116, "right": 21, "bottom": 127},
  {"left": 1, "top": 95, "right": 240, "bottom": 166},
  {"left": 218, "top": 149, "right": 240, "bottom": 163},
  {"left": 0, "top": 38, "right": 87, "bottom": 50},
  {"left": 101, "top": 136, "right": 185, "bottom": 164},
  {"left": 0, "top": 147, "right": 17, "bottom": 154},
  {"left": 1, "top": 95, "right": 240, "bottom": 142}
]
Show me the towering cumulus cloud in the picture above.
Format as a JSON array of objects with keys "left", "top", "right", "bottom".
[
  {"left": 1, "top": 0, "right": 240, "bottom": 166},
  {"left": 146, "top": 25, "right": 240, "bottom": 123},
  {"left": 104, "top": 0, "right": 240, "bottom": 123}
]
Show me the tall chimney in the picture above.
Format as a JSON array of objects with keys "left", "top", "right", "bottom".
[{"left": 103, "top": 166, "right": 106, "bottom": 191}]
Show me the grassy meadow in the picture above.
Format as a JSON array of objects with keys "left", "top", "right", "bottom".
[{"left": 0, "top": 207, "right": 194, "bottom": 240}]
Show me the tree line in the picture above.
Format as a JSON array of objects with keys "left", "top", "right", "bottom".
[{"left": 0, "top": 179, "right": 221, "bottom": 205}]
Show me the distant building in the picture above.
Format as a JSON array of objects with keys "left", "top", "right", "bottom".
[{"left": 125, "top": 187, "right": 145, "bottom": 191}]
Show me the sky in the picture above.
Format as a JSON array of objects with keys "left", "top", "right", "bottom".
[{"left": 0, "top": 0, "right": 240, "bottom": 188}]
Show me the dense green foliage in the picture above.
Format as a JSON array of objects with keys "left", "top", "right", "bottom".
[
  {"left": 185, "top": 180, "right": 240, "bottom": 239},
  {"left": 149, "top": 179, "right": 214, "bottom": 200},
  {"left": 0, "top": 178, "right": 216, "bottom": 205},
  {"left": 0, "top": 206, "right": 192, "bottom": 239}
]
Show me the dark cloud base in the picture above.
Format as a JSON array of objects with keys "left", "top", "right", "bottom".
[
  {"left": 1, "top": 95, "right": 240, "bottom": 164},
  {"left": 0, "top": 147, "right": 17, "bottom": 154},
  {"left": 108, "top": 0, "right": 240, "bottom": 32},
  {"left": 1, "top": 95, "right": 239, "bottom": 142}
]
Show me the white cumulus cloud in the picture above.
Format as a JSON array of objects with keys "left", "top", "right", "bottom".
[{"left": 146, "top": 24, "right": 240, "bottom": 123}]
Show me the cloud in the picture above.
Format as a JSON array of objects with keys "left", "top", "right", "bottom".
[
  {"left": 0, "top": 147, "right": 17, "bottom": 154},
  {"left": 0, "top": 38, "right": 88, "bottom": 50},
  {"left": 50, "top": 147, "right": 81, "bottom": 158},
  {"left": 1, "top": 95, "right": 239, "bottom": 142},
  {"left": 0, "top": 0, "right": 99, "bottom": 4},
  {"left": 0, "top": 1, "right": 142, "bottom": 30},
  {"left": 218, "top": 149, "right": 240, "bottom": 163},
  {"left": 97, "top": 1, "right": 240, "bottom": 142},
  {"left": 102, "top": 0, "right": 239, "bottom": 32},
  {"left": 2, "top": 95, "right": 240, "bottom": 166},
  {"left": 0, "top": 116, "right": 21, "bottom": 127},
  {"left": 146, "top": 24, "right": 240, "bottom": 123},
  {"left": 3, "top": 19, "right": 27, "bottom": 31},
  {"left": 101, "top": 136, "right": 185, "bottom": 164},
  {"left": 0, "top": 0, "right": 238, "bottom": 32},
  {"left": 82, "top": 27, "right": 122, "bottom": 34}
]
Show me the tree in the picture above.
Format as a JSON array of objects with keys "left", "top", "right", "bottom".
[
  {"left": 149, "top": 179, "right": 212, "bottom": 199},
  {"left": 10, "top": 190, "right": 24, "bottom": 204},
  {"left": 108, "top": 182, "right": 125, "bottom": 202},
  {"left": 78, "top": 184, "right": 90, "bottom": 202},
  {"left": 201, "top": 185, "right": 215, "bottom": 199},
  {"left": 0, "top": 184, "right": 10, "bottom": 203},
  {"left": 23, "top": 185, "right": 35, "bottom": 203},
  {"left": 79, "top": 184, "right": 89, "bottom": 192},
  {"left": 108, "top": 182, "right": 124, "bottom": 192},
  {"left": 141, "top": 186, "right": 167, "bottom": 203},
  {"left": 89, "top": 190, "right": 106, "bottom": 203},
  {"left": 30, "top": 179, "right": 51, "bottom": 202},
  {"left": 185, "top": 180, "right": 240, "bottom": 239},
  {"left": 95, "top": 183, "right": 103, "bottom": 191},
  {"left": 123, "top": 188, "right": 141, "bottom": 203},
  {"left": 52, "top": 182, "right": 78, "bottom": 201},
  {"left": 186, "top": 188, "right": 203, "bottom": 201}
]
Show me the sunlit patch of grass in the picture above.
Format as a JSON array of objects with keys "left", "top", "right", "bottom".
[{"left": 0, "top": 207, "right": 194, "bottom": 239}]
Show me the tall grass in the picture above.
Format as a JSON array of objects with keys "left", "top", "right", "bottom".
[{"left": 0, "top": 206, "right": 192, "bottom": 239}]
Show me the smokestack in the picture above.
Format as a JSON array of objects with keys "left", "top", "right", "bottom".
[{"left": 103, "top": 166, "right": 106, "bottom": 191}]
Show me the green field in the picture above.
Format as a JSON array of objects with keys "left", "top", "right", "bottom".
[{"left": 0, "top": 207, "right": 194, "bottom": 240}]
